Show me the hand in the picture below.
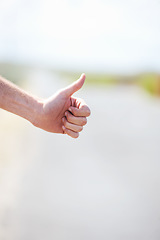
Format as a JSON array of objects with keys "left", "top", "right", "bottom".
[{"left": 35, "top": 74, "right": 91, "bottom": 138}]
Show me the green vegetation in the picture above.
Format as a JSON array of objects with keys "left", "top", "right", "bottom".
[
  {"left": 81, "top": 73, "right": 117, "bottom": 85},
  {"left": 0, "top": 62, "right": 160, "bottom": 96},
  {"left": 137, "top": 74, "right": 160, "bottom": 95},
  {"left": 58, "top": 71, "right": 136, "bottom": 85},
  {"left": 59, "top": 72, "right": 117, "bottom": 85},
  {"left": 59, "top": 70, "right": 160, "bottom": 96}
]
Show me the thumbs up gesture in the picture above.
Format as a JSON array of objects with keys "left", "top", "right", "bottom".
[{"left": 35, "top": 73, "right": 91, "bottom": 138}]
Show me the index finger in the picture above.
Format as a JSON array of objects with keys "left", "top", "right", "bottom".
[{"left": 69, "top": 105, "right": 91, "bottom": 117}]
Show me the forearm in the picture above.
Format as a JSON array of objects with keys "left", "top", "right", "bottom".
[
  {"left": 0, "top": 75, "right": 42, "bottom": 125},
  {"left": 0, "top": 73, "right": 90, "bottom": 138}
]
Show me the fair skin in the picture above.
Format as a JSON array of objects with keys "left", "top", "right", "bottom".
[{"left": 0, "top": 73, "right": 91, "bottom": 138}]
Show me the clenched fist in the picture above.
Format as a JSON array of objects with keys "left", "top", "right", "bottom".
[{"left": 34, "top": 73, "right": 91, "bottom": 138}]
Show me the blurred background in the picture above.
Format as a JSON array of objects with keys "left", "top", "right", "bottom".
[{"left": 0, "top": 0, "right": 160, "bottom": 240}]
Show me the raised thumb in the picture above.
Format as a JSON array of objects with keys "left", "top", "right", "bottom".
[{"left": 64, "top": 73, "right": 86, "bottom": 96}]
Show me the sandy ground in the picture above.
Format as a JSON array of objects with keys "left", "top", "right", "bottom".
[{"left": 0, "top": 71, "right": 160, "bottom": 240}]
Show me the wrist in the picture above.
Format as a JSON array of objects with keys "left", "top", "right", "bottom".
[{"left": 30, "top": 98, "right": 44, "bottom": 127}]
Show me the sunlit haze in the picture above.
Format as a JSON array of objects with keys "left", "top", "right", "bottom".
[{"left": 0, "top": 0, "right": 160, "bottom": 73}]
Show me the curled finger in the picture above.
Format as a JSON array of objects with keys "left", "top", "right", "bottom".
[
  {"left": 63, "top": 117, "right": 83, "bottom": 132},
  {"left": 69, "top": 106, "right": 91, "bottom": 117},
  {"left": 62, "top": 126, "right": 79, "bottom": 139},
  {"left": 65, "top": 111, "right": 87, "bottom": 126}
]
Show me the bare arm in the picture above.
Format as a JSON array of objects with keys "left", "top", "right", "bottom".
[
  {"left": 0, "top": 75, "right": 42, "bottom": 124},
  {"left": 0, "top": 74, "right": 90, "bottom": 138}
]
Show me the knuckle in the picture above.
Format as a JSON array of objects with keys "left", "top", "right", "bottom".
[
  {"left": 67, "top": 114, "right": 72, "bottom": 122},
  {"left": 78, "top": 126, "right": 83, "bottom": 132},
  {"left": 66, "top": 128, "right": 71, "bottom": 136},
  {"left": 64, "top": 119, "right": 68, "bottom": 128},
  {"left": 86, "top": 108, "right": 91, "bottom": 117},
  {"left": 73, "top": 108, "right": 78, "bottom": 116},
  {"left": 82, "top": 118, "right": 87, "bottom": 125},
  {"left": 74, "top": 132, "right": 79, "bottom": 138}
]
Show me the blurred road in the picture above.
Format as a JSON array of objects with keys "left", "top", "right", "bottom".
[{"left": 0, "top": 71, "right": 160, "bottom": 240}]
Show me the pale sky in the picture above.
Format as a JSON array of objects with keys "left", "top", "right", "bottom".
[{"left": 0, "top": 0, "right": 160, "bottom": 73}]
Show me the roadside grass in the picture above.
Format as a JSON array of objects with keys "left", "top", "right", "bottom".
[
  {"left": 59, "top": 70, "right": 160, "bottom": 96},
  {"left": 137, "top": 74, "right": 160, "bottom": 95},
  {"left": 0, "top": 62, "right": 160, "bottom": 96}
]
